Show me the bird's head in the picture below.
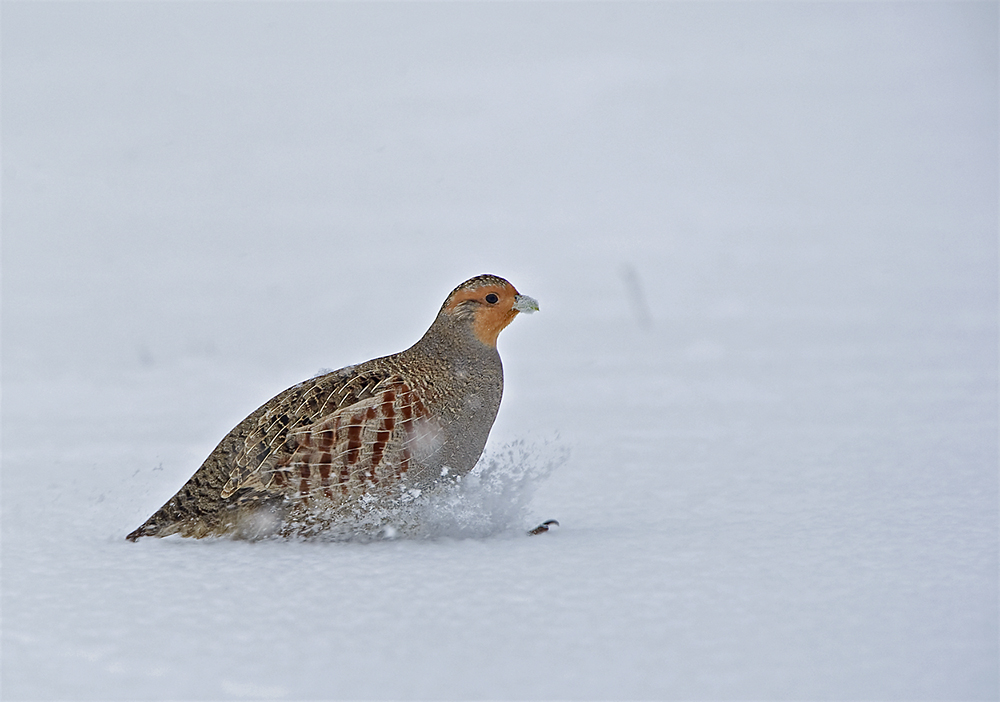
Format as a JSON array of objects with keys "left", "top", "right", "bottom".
[{"left": 440, "top": 274, "right": 539, "bottom": 347}]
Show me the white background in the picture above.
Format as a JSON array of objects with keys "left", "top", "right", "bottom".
[{"left": 3, "top": 2, "right": 997, "bottom": 699}]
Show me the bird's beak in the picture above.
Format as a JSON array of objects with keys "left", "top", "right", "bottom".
[{"left": 513, "top": 294, "right": 539, "bottom": 314}]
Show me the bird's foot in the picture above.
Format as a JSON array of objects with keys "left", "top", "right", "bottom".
[{"left": 528, "top": 519, "right": 559, "bottom": 535}]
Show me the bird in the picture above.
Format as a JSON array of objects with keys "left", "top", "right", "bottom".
[{"left": 126, "top": 274, "right": 538, "bottom": 541}]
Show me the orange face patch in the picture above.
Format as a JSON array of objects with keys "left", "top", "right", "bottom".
[{"left": 444, "top": 282, "right": 522, "bottom": 347}]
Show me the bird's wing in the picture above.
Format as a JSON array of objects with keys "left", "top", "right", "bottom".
[{"left": 221, "top": 371, "right": 441, "bottom": 503}]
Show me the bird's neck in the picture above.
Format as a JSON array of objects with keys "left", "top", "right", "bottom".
[{"left": 405, "top": 316, "right": 502, "bottom": 374}]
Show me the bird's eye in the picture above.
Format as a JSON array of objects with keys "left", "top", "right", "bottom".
[{"left": 485, "top": 293, "right": 499, "bottom": 304}]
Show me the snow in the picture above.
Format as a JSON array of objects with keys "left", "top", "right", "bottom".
[{"left": 2, "top": 2, "right": 996, "bottom": 699}]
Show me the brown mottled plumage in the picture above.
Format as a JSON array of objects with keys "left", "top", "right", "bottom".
[{"left": 126, "top": 275, "right": 538, "bottom": 541}]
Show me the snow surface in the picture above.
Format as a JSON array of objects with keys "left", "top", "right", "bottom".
[{"left": 2, "top": 2, "right": 997, "bottom": 700}]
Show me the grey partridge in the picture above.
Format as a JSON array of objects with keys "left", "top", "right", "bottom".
[{"left": 126, "top": 274, "right": 538, "bottom": 540}]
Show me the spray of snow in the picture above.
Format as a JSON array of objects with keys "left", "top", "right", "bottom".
[
  {"left": 404, "top": 437, "right": 569, "bottom": 539},
  {"left": 287, "top": 437, "right": 568, "bottom": 541},
  {"left": 407, "top": 416, "right": 446, "bottom": 465}
]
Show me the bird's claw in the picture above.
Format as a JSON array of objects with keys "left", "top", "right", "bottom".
[{"left": 528, "top": 519, "right": 559, "bottom": 535}]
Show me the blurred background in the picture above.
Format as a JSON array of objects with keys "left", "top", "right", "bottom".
[
  {"left": 6, "top": 3, "right": 993, "bottom": 372},
  {"left": 3, "top": 2, "right": 996, "bottom": 699}
]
